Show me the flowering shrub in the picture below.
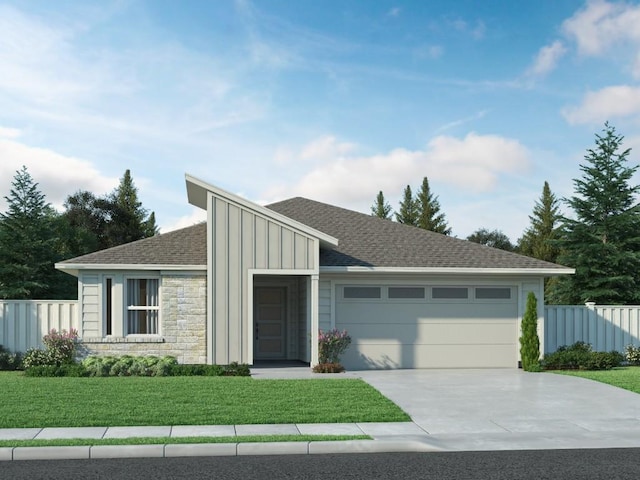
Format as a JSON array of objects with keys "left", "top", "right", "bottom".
[
  {"left": 22, "top": 329, "right": 79, "bottom": 369},
  {"left": 43, "top": 329, "right": 79, "bottom": 365},
  {"left": 625, "top": 345, "right": 640, "bottom": 366},
  {"left": 318, "top": 329, "right": 351, "bottom": 364}
]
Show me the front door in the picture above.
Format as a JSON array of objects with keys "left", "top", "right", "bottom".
[{"left": 254, "top": 286, "right": 287, "bottom": 359}]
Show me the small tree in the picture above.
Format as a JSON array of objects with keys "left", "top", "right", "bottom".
[
  {"left": 371, "top": 191, "right": 393, "bottom": 219},
  {"left": 416, "top": 177, "right": 451, "bottom": 235},
  {"left": 395, "top": 185, "right": 418, "bottom": 226},
  {"left": 520, "top": 292, "right": 541, "bottom": 372}
]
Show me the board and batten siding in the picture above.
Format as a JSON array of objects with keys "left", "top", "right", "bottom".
[{"left": 208, "top": 195, "right": 319, "bottom": 364}]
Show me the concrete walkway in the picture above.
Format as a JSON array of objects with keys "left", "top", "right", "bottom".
[{"left": 3, "top": 367, "right": 640, "bottom": 461}]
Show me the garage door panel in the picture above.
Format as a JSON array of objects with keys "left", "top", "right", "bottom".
[
  {"left": 341, "top": 343, "right": 518, "bottom": 370},
  {"left": 338, "top": 303, "right": 516, "bottom": 325},
  {"left": 336, "top": 284, "right": 519, "bottom": 369},
  {"left": 338, "top": 322, "right": 516, "bottom": 345}
]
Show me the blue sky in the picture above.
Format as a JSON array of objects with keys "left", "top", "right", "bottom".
[{"left": 2, "top": 0, "right": 640, "bottom": 241}]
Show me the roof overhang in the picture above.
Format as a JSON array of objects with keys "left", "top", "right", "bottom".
[
  {"left": 186, "top": 174, "right": 339, "bottom": 249},
  {"left": 55, "top": 263, "right": 207, "bottom": 277},
  {"left": 319, "top": 266, "right": 576, "bottom": 275}
]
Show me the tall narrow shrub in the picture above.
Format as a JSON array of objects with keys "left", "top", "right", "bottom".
[{"left": 520, "top": 292, "right": 541, "bottom": 371}]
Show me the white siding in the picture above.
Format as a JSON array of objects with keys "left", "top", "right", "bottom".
[
  {"left": 81, "top": 274, "right": 100, "bottom": 338},
  {"left": 209, "top": 194, "right": 319, "bottom": 364},
  {"left": 318, "top": 279, "right": 332, "bottom": 331}
]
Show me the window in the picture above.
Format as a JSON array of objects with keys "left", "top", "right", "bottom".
[
  {"left": 105, "top": 278, "right": 113, "bottom": 336},
  {"left": 126, "top": 278, "right": 159, "bottom": 334},
  {"left": 343, "top": 286, "right": 381, "bottom": 299},
  {"left": 475, "top": 287, "right": 511, "bottom": 300},
  {"left": 432, "top": 287, "right": 469, "bottom": 299},
  {"left": 388, "top": 287, "right": 425, "bottom": 299}
]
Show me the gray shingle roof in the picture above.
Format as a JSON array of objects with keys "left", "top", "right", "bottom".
[
  {"left": 58, "top": 197, "right": 569, "bottom": 271},
  {"left": 58, "top": 223, "right": 207, "bottom": 266},
  {"left": 266, "top": 197, "right": 569, "bottom": 270}
]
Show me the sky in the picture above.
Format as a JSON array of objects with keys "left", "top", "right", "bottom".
[{"left": 2, "top": 0, "right": 640, "bottom": 242}]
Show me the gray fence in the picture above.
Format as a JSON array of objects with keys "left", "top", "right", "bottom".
[
  {"left": 0, "top": 301, "right": 79, "bottom": 353},
  {"left": 544, "top": 304, "right": 640, "bottom": 353}
]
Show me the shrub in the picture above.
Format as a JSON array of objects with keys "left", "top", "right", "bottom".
[
  {"left": 625, "top": 345, "right": 640, "bottom": 366},
  {"left": 541, "top": 342, "right": 623, "bottom": 370},
  {"left": 318, "top": 329, "right": 351, "bottom": 365},
  {"left": 0, "top": 345, "right": 22, "bottom": 371},
  {"left": 151, "top": 356, "right": 179, "bottom": 376},
  {"left": 22, "top": 348, "right": 53, "bottom": 369},
  {"left": 23, "top": 363, "right": 87, "bottom": 377},
  {"left": 42, "top": 329, "right": 79, "bottom": 365},
  {"left": 222, "top": 361, "right": 251, "bottom": 377},
  {"left": 82, "top": 356, "right": 119, "bottom": 377},
  {"left": 519, "top": 292, "right": 541, "bottom": 372},
  {"left": 171, "top": 364, "right": 225, "bottom": 376},
  {"left": 312, "top": 362, "right": 345, "bottom": 373}
]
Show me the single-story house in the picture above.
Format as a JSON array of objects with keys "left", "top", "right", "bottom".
[{"left": 56, "top": 175, "right": 574, "bottom": 369}]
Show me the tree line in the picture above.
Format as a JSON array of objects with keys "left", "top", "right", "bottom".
[
  {"left": 0, "top": 168, "right": 157, "bottom": 300},
  {"left": 371, "top": 123, "right": 640, "bottom": 305}
]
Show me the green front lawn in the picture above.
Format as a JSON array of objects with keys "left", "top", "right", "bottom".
[
  {"left": 0, "top": 372, "right": 409, "bottom": 428},
  {"left": 0, "top": 435, "right": 371, "bottom": 448},
  {"left": 556, "top": 366, "right": 640, "bottom": 394}
]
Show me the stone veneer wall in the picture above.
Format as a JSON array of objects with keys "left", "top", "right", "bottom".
[{"left": 78, "top": 275, "right": 207, "bottom": 364}]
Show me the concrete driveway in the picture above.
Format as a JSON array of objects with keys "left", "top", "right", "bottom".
[{"left": 356, "top": 368, "right": 640, "bottom": 451}]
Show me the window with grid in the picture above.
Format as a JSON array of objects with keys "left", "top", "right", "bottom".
[{"left": 126, "top": 278, "right": 159, "bottom": 334}]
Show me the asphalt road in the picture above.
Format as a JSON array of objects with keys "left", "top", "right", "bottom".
[{"left": 3, "top": 449, "right": 639, "bottom": 480}]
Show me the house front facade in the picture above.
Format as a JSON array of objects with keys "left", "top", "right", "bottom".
[{"left": 56, "top": 175, "right": 574, "bottom": 369}]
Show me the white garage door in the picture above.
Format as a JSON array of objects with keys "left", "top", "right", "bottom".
[{"left": 335, "top": 285, "right": 518, "bottom": 369}]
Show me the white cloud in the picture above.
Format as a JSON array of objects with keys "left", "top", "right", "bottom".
[
  {"left": 0, "top": 126, "right": 21, "bottom": 139},
  {"left": 562, "top": 0, "right": 640, "bottom": 56},
  {"left": 161, "top": 208, "right": 207, "bottom": 234},
  {"left": 562, "top": 85, "right": 640, "bottom": 124},
  {"left": 562, "top": 0, "right": 640, "bottom": 78},
  {"left": 263, "top": 133, "right": 530, "bottom": 207},
  {"left": 0, "top": 138, "right": 117, "bottom": 212},
  {"left": 526, "top": 40, "right": 567, "bottom": 77},
  {"left": 413, "top": 45, "right": 444, "bottom": 60},
  {"left": 300, "top": 135, "right": 357, "bottom": 162}
]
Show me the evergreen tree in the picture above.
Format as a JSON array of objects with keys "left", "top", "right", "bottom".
[
  {"left": 466, "top": 228, "right": 515, "bottom": 251},
  {"left": 519, "top": 292, "right": 541, "bottom": 371},
  {"left": 371, "top": 191, "right": 393, "bottom": 219},
  {"left": 518, "top": 181, "right": 561, "bottom": 263},
  {"left": 416, "top": 177, "right": 451, "bottom": 235},
  {"left": 549, "top": 123, "right": 640, "bottom": 305},
  {"left": 395, "top": 185, "right": 418, "bottom": 226},
  {"left": 104, "top": 169, "right": 158, "bottom": 247},
  {"left": 0, "top": 167, "right": 58, "bottom": 299}
]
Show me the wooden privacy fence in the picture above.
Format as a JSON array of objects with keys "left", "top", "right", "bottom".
[
  {"left": 544, "top": 304, "right": 640, "bottom": 353},
  {"left": 0, "top": 301, "right": 79, "bottom": 353}
]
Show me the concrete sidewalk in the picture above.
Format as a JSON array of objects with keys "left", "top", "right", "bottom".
[{"left": 4, "top": 419, "right": 640, "bottom": 461}]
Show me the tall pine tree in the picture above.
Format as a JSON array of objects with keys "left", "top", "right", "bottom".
[
  {"left": 0, "top": 167, "right": 58, "bottom": 299},
  {"left": 518, "top": 181, "right": 561, "bottom": 263},
  {"left": 371, "top": 191, "right": 392, "bottom": 219},
  {"left": 416, "top": 177, "right": 451, "bottom": 235},
  {"left": 549, "top": 123, "right": 640, "bottom": 305},
  {"left": 103, "top": 169, "right": 158, "bottom": 247},
  {"left": 395, "top": 185, "right": 419, "bottom": 226}
]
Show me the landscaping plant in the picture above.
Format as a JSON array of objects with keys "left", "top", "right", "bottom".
[
  {"left": 314, "top": 329, "right": 351, "bottom": 373},
  {"left": 625, "top": 345, "right": 640, "bottom": 366},
  {"left": 542, "top": 342, "right": 623, "bottom": 370},
  {"left": 519, "top": 292, "right": 541, "bottom": 372},
  {"left": 0, "top": 345, "right": 22, "bottom": 371},
  {"left": 22, "top": 328, "right": 79, "bottom": 368}
]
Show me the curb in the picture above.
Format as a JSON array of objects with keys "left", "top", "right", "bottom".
[{"left": 0, "top": 440, "right": 437, "bottom": 461}]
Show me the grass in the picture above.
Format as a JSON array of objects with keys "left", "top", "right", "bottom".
[
  {"left": 0, "top": 435, "right": 371, "bottom": 449},
  {"left": 0, "top": 372, "right": 409, "bottom": 428},
  {"left": 555, "top": 366, "right": 640, "bottom": 394}
]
